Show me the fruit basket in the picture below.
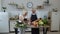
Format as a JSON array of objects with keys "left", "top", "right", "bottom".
[{"left": 32, "top": 18, "right": 48, "bottom": 27}]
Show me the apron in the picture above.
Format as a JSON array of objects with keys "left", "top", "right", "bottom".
[
  {"left": 31, "top": 14, "right": 37, "bottom": 22},
  {"left": 31, "top": 14, "right": 39, "bottom": 34}
]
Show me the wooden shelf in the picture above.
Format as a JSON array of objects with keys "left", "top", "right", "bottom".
[
  {"left": 8, "top": 3, "right": 24, "bottom": 9},
  {"left": 8, "top": 3, "right": 18, "bottom": 6}
]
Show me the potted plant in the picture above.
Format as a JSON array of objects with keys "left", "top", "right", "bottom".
[
  {"left": 15, "top": 21, "right": 27, "bottom": 34},
  {"left": 43, "top": 18, "right": 48, "bottom": 26},
  {"left": 2, "top": 7, "right": 6, "bottom": 12}
]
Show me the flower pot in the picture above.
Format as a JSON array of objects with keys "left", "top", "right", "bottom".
[{"left": 19, "top": 28, "right": 25, "bottom": 34}]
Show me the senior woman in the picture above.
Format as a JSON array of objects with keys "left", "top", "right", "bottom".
[
  {"left": 15, "top": 10, "right": 28, "bottom": 34},
  {"left": 19, "top": 10, "right": 28, "bottom": 22}
]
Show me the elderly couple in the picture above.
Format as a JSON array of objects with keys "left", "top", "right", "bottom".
[
  {"left": 19, "top": 9, "right": 38, "bottom": 25},
  {"left": 15, "top": 9, "right": 48, "bottom": 34},
  {"left": 18, "top": 9, "right": 40, "bottom": 34}
]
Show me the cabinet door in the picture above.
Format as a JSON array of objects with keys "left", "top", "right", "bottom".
[
  {"left": 0, "top": 12, "right": 9, "bottom": 33},
  {"left": 51, "top": 12, "right": 59, "bottom": 31},
  {"left": 10, "top": 20, "right": 16, "bottom": 31}
]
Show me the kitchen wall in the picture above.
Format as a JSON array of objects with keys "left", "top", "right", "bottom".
[
  {"left": 1, "top": 0, "right": 60, "bottom": 17},
  {"left": 1, "top": 0, "right": 60, "bottom": 10},
  {"left": 1, "top": 0, "right": 50, "bottom": 18},
  {"left": 1, "top": 0, "right": 46, "bottom": 11},
  {"left": 1, "top": 0, "right": 60, "bottom": 23},
  {"left": 0, "top": 0, "right": 60, "bottom": 13},
  {"left": 0, "top": 0, "right": 60, "bottom": 21}
]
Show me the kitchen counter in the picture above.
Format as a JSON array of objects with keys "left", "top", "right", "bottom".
[{"left": 27, "top": 25, "right": 50, "bottom": 28}]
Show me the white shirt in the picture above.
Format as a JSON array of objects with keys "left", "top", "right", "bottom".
[
  {"left": 19, "top": 14, "right": 27, "bottom": 22},
  {"left": 19, "top": 15, "right": 24, "bottom": 21}
]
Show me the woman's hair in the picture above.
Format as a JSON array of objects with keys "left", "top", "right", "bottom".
[{"left": 22, "top": 9, "right": 28, "bottom": 16}]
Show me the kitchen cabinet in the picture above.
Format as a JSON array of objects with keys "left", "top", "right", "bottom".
[
  {"left": 10, "top": 20, "right": 31, "bottom": 31},
  {"left": 10, "top": 20, "right": 17, "bottom": 31},
  {"left": 0, "top": 12, "right": 9, "bottom": 33},
  {"left": 51, "top": 12, "right": 59, "bottom": 31}
]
